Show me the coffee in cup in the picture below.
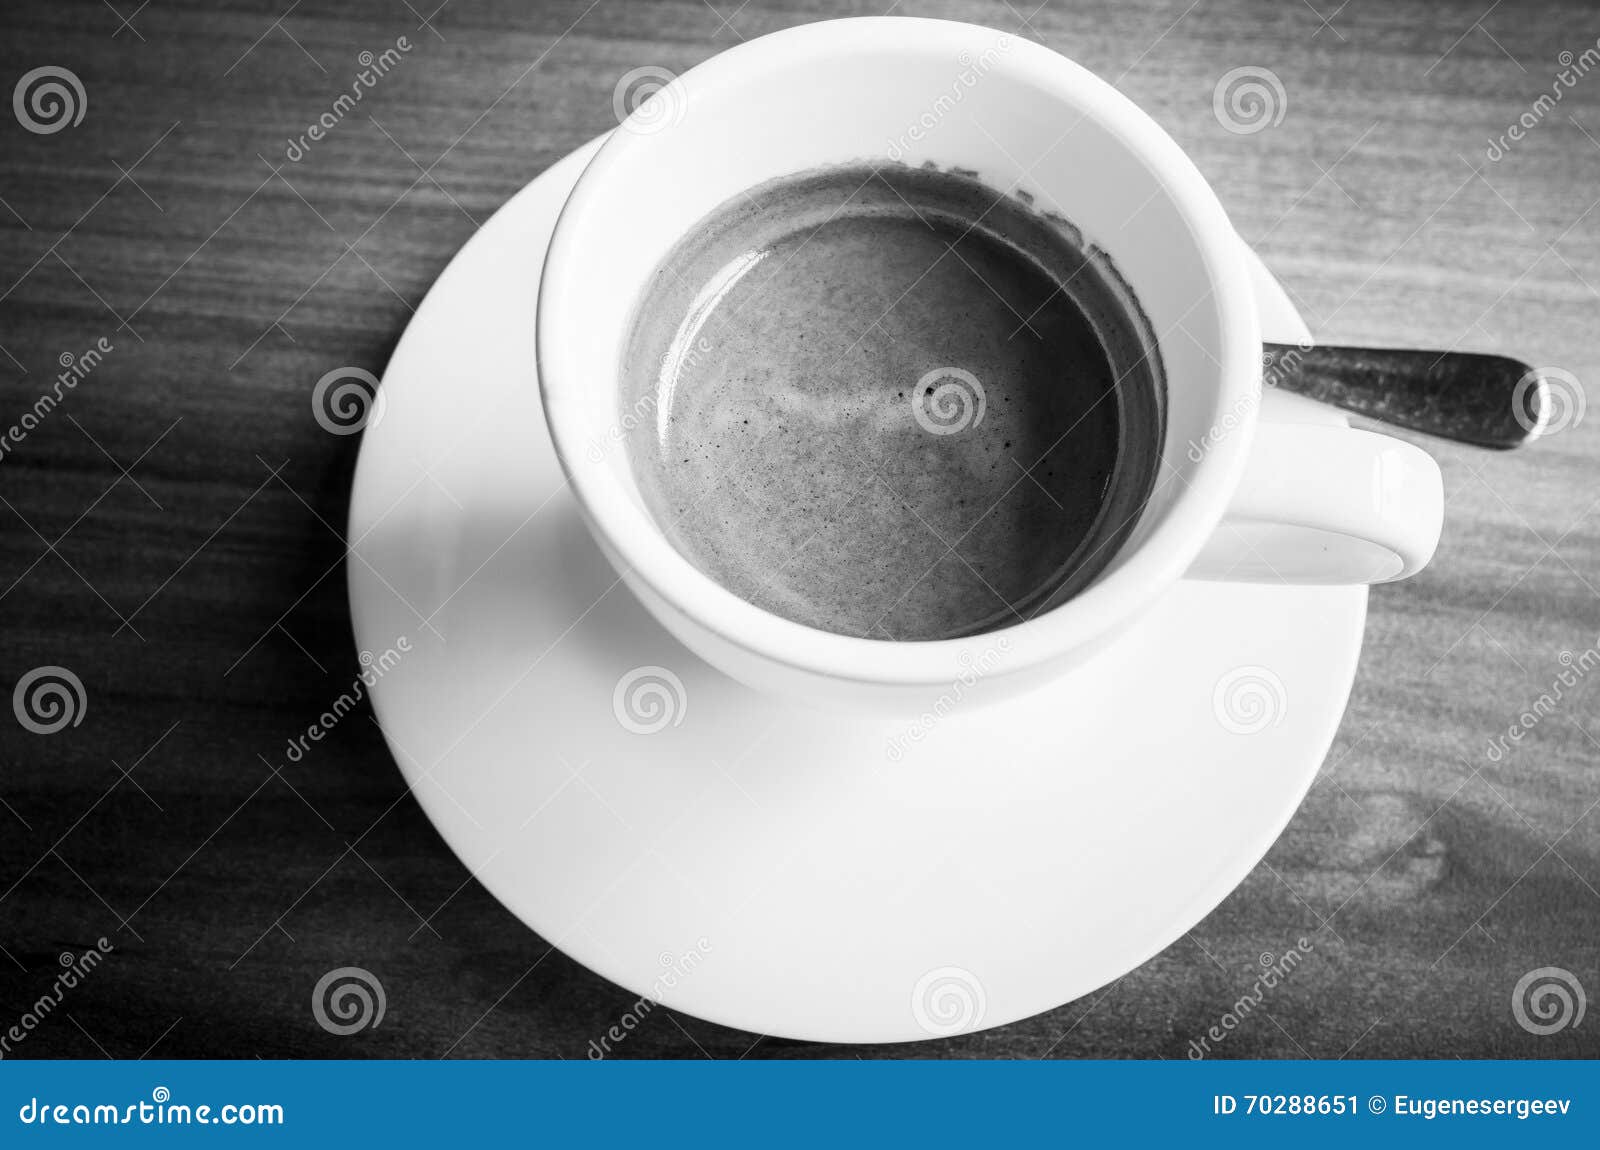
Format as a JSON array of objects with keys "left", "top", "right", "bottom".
[{"left": 620, "top": 162, "right": 1164, "bottom": 641}]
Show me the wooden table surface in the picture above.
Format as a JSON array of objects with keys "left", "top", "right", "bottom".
[{"left": 2, "top": 0, "right": 1597, "bottom": 1059}]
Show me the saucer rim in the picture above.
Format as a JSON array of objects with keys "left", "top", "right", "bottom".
[{"left": 347, "top": 135, "right": 1367, "bottom": 1044}]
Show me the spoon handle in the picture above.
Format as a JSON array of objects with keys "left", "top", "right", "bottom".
[{"left": 1263, "top": 342, "right": 1544, "bottom": 449}]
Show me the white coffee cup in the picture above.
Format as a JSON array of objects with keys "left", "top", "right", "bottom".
[{"left": 537, "top": 17, "right": 1443, "bottom": 708}]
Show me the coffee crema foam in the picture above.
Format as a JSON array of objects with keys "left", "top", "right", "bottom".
[{"left": 621, "top": 163, "right": 1165, "bottom": 641}]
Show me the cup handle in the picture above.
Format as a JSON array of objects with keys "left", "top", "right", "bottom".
[{"left": 1186, "top": 423, "right": 1444, "bottom": 584}]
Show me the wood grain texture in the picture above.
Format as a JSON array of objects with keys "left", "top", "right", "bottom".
[{"left": 1, "top": 0, "right": 1597, "bottom": 1059}]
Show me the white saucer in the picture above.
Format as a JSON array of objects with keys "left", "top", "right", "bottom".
[{"left": 347, "top": 137, "right": 1366, "bottom": 1043}]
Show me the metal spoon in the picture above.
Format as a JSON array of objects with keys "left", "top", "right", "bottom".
[{"left": 1264, "top": 343, "right": 1548, "bottom": 449}]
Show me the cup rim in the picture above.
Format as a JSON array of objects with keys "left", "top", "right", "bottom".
[{"left": 538, "top": 16, "right": 1260, "bottom": 688}]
